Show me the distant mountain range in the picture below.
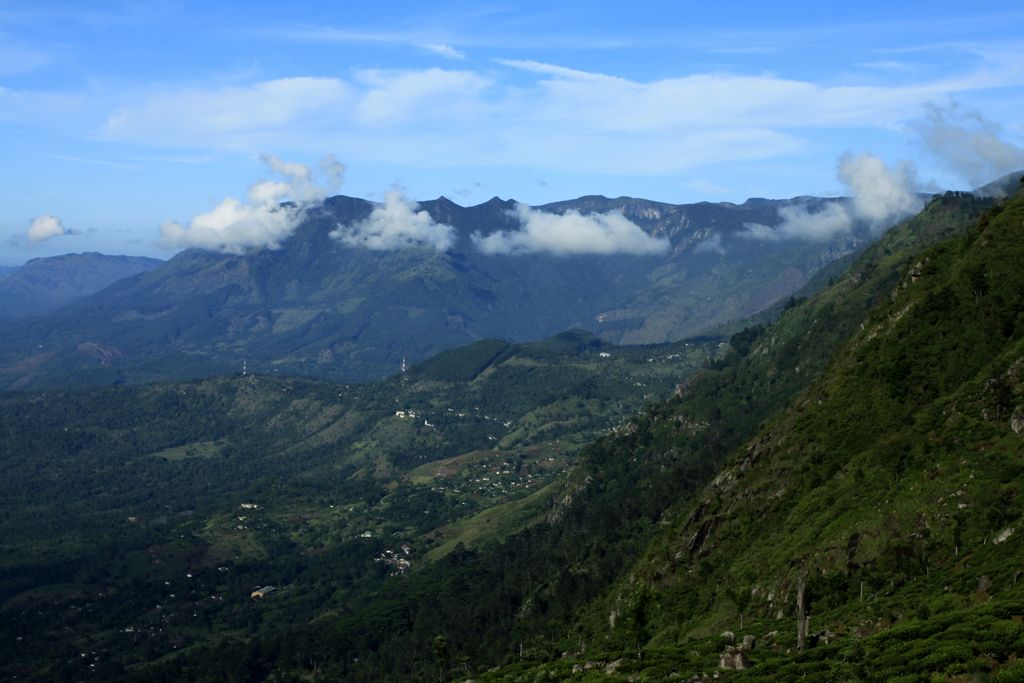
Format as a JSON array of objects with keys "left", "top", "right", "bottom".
[
  {"left": 0, "top": 194, "right": 875, "bottom": 389},
  {"left": 0, "top": 252, "right": 163, "bottom": 320}
]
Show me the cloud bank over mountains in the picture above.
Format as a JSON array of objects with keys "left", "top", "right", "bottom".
[
  {"left": 158, "top": 154, "right": 344, "bottom": 254},
  {"left": 837, "top": 154, "right": 921, "bottom": 230},
  {"left": 742, "top": 153, "right": 923, "bottom": 242},
  {"left": 330, "top": 190, "right": 455, "bottom": 251},
  {"left": 163, "top": 156, "right": 667, "bottom": 257},
  {"left": 472, "top": 204, "right": 669, "bottom": 256}
]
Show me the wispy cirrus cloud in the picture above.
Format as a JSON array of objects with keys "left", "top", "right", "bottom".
[
  {"left": 103, "top": 77, "right": 354, "bottom": 149},
  {"left": 244, "top": 25, "right": 464, "bottom": 59},
  {"left": 52, "top": 155, "right": 139, "bottom": 171},
  {"left": 419, "top": 43, "right": 465, "bottom": 60},
  {"left": 354, "top": 68, "right": 490, "bottom": 124},
  {"left": 75, "top": 47, "right": 1024, "bottom": 179}
]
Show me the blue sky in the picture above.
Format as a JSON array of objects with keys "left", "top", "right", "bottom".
[{"left": 2, "top": 0, "right": 1024, "bottom": 264}]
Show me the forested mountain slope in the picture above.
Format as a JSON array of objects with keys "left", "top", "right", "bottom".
[
  {"left": 119, "top": 190, "right": 1003, "bottom": 681},
  {"left": 478, "top": 179, "right": 1024, "bottom": 680}
]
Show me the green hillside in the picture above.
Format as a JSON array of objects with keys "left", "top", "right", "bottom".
[{"left": 473, "top": 184, "right": 1024, "bottom": 679}]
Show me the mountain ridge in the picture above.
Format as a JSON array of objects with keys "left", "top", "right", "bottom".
[
  {"left": 0, "top": 252, "right": 163, "bottom": 320},
  {"left": 0, "top": 192, "right": 876, "bottom": 390}
]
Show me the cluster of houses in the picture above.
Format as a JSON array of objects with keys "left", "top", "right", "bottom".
[{"left": 375, "top": 544, "right": 413, "bottom": 577}]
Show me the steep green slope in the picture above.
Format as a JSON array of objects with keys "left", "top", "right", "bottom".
[{"left": 478, "top": 187, "right": 1024, "bottom": 680}]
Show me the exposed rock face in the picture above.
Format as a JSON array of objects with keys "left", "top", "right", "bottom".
[
  {"left": 718, "top": 646, "right": 750, "bottom": 670},
  {"left": 1011, "top": 408, "right": 1024, "bottom": 435},
  {"left": 719, "top": 633, "right": 755, "bottom": 669}
]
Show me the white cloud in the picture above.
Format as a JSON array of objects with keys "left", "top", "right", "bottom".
[
  {"left": 694, "top": 233, "right": 725, "bottom": 255},
  {"left": 26, "top": 214, "right": 72, "bottom": 243},
  {"left": 354, "top": 68, "right": 490, "bottom": 124},
  {"left": 104, "top": 78, "right": 353, "bottom": 149},
  {"left": 472, "top": 204, "right": 669, "bottom": 256},
  {"left": 838, "top": 153, "right": 922, "bottom": 230},
  {"left": 79, "top": 50, "right": 1024, "bottom": 177},
  {"left": 742, "top": 203, "right": 853, "bottom": 242},
  {"left": 330, "top": 190, "right": 455, "bottom": 251},
  {"left": 420, "top": 43, "right": 465, "bottom": 60},
  {"left": 158, "top": 154, "right": 344, "bottom": 254},
  {"left": 492, "top": 58, "right": 987, "bottom": 131},
  {"left": 743, "top": 153, "right": 921, "bottom": 240},
  {"left": 916, "top": 101, "right": 1024, "bottom": 187},
  {"left": 493, "top": 59, "right": 620, "bottom": 83}
]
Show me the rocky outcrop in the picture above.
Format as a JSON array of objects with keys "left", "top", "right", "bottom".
[
  {"left": 718, "top": 633, "right": 756, "bottom": 670},
  {"left": 1011, "top": 408, "right": 1024, "bottom": 435}
]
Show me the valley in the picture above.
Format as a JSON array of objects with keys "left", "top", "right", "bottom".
[{"left": 0, "top": 330, "right": 719, "bottom": 680}]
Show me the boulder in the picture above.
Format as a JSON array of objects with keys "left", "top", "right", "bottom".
[
  {"left": 1011, "top": 408, "right": 1024, "bottom": 435},
  {"left": 718, "top": 646, "right": 749, "bottom": 670}
]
